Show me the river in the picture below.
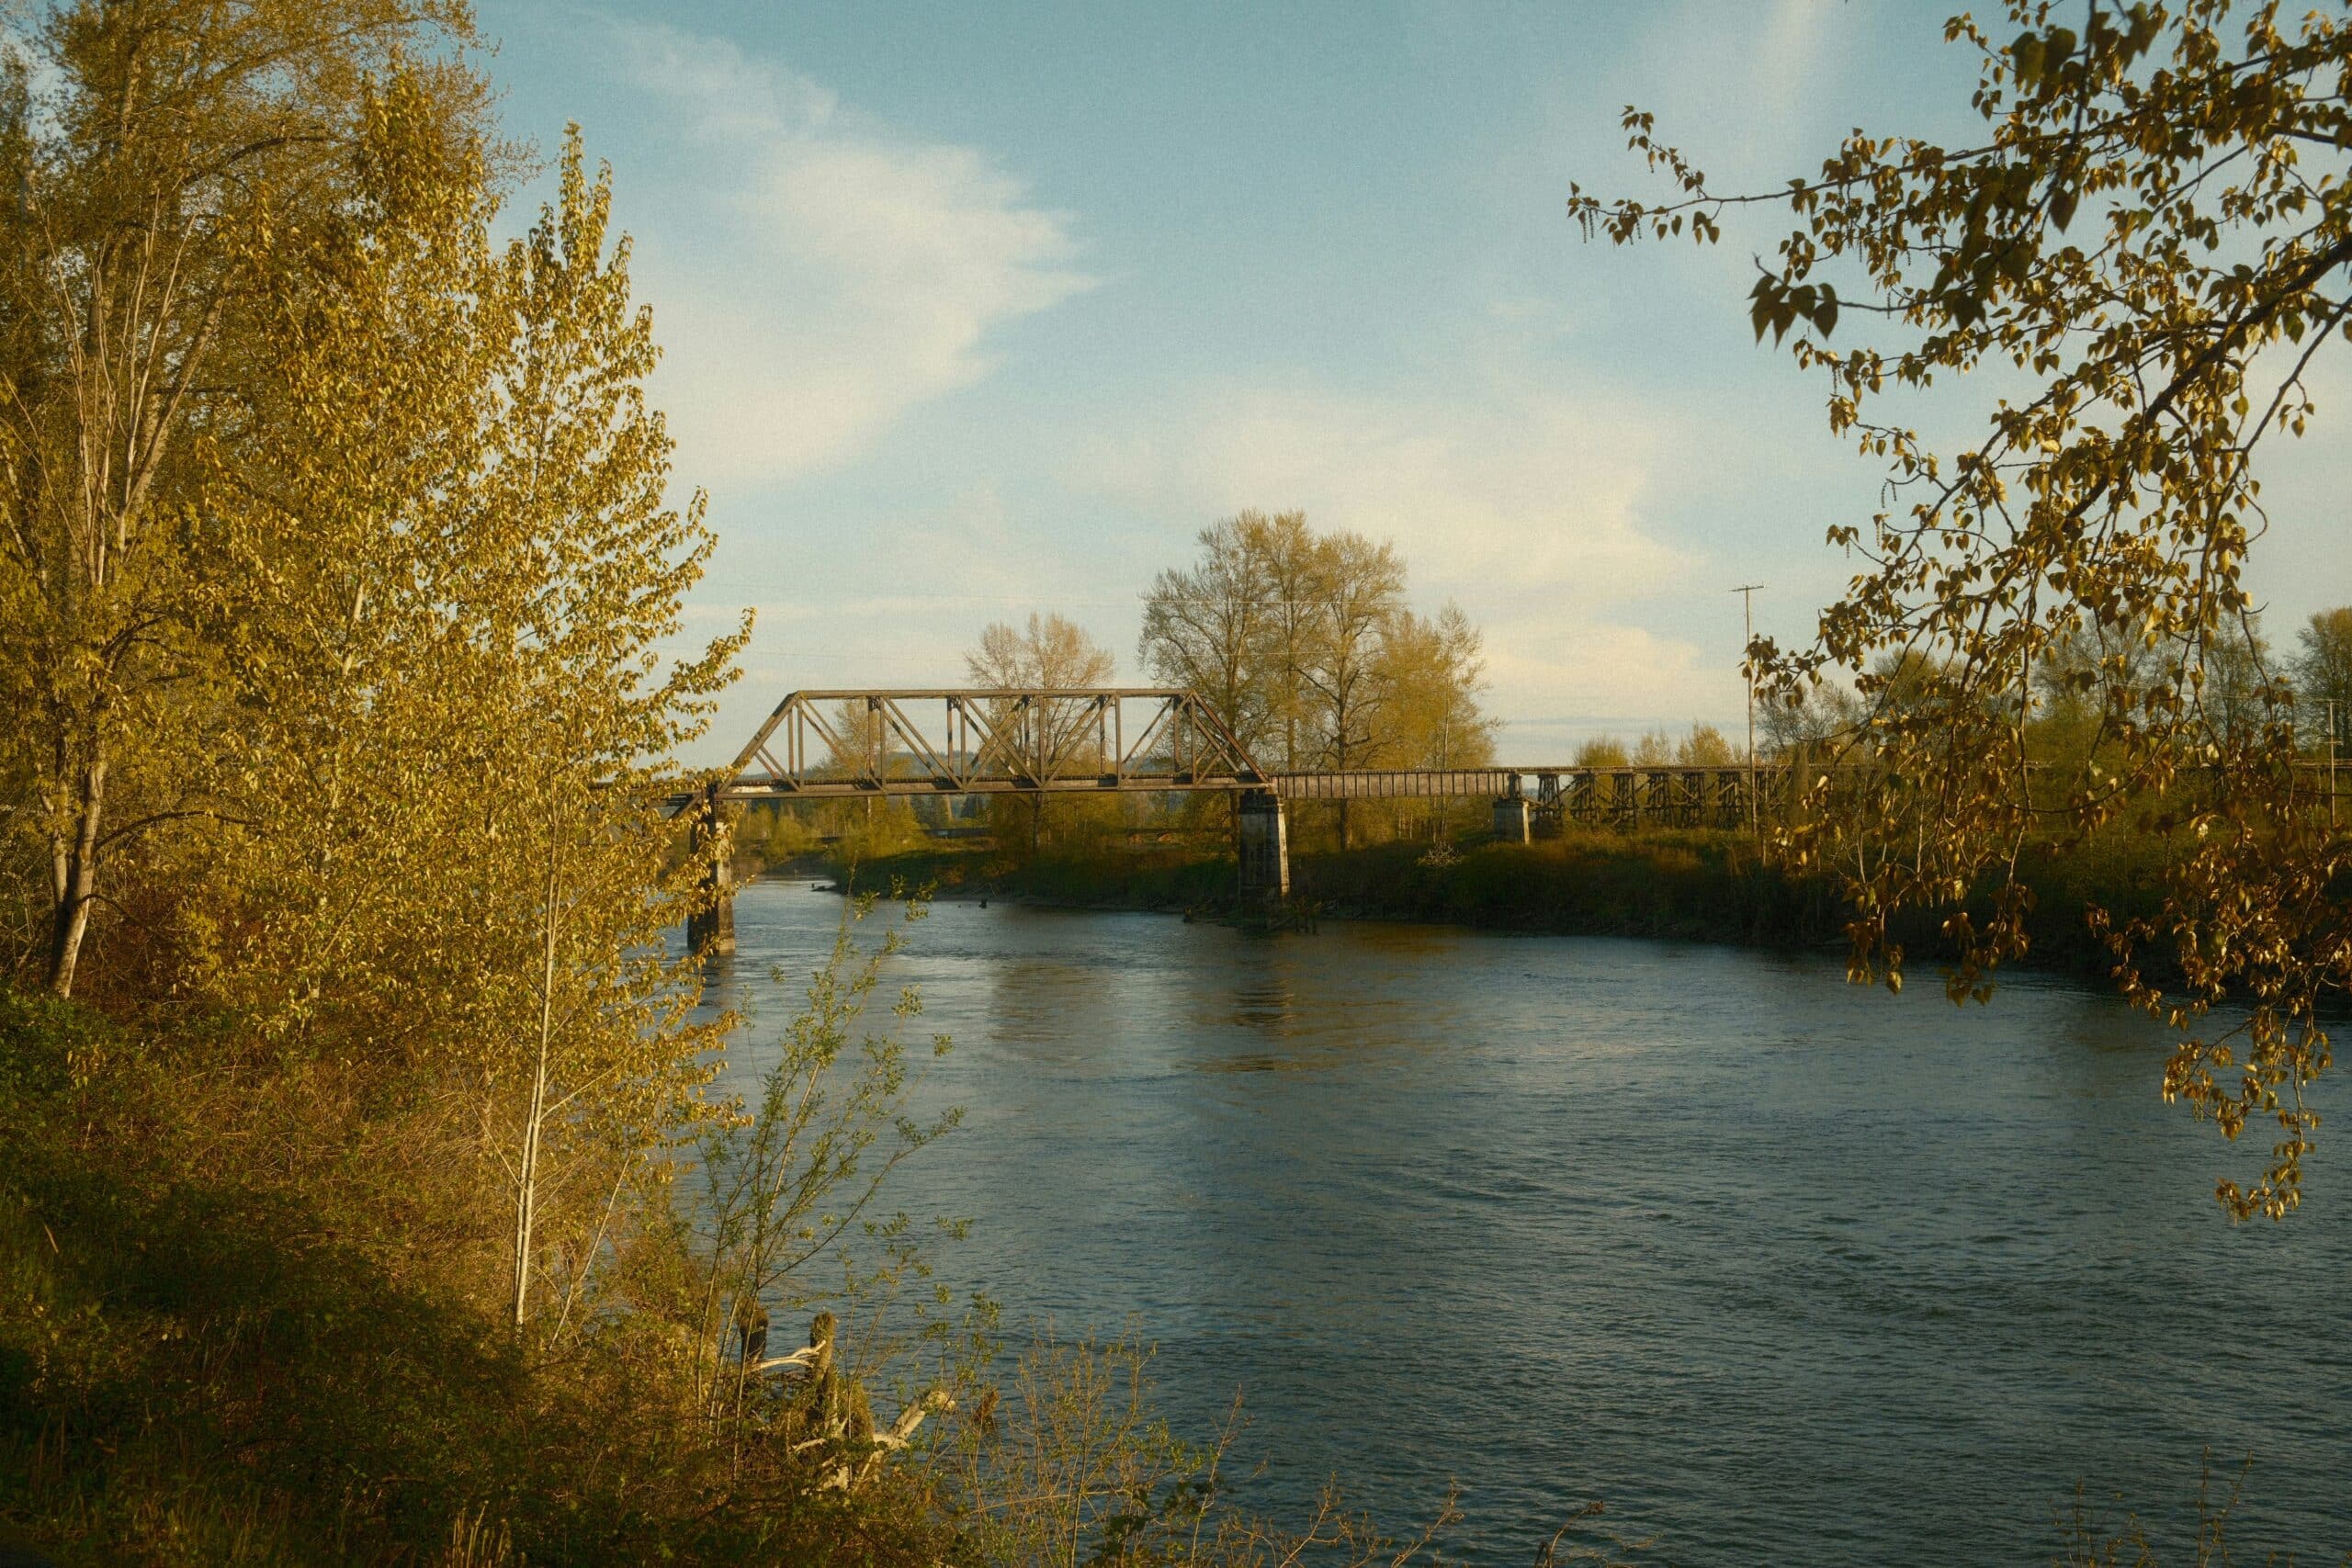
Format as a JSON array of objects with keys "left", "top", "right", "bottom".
[{"left": 699, "top": 881, "right": 2350, "bottom": 1564}]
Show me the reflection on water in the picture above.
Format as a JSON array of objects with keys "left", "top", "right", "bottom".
[{"left": 701, "top": 884, "right": 2351, "bottom": 1566}]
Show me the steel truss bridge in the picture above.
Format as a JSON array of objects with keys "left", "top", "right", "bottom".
[
  {"left": 676, "top": 687, "right": 1793, "bottom": 953},
  {"left": 699, "top": 688, "right": 1782, "bottom": 826}
]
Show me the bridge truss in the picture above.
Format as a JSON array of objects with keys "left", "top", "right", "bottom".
[
  {"left": 721, "top": 689, "right": 1272, "bottom": 798},
  {"left": 702, "top": 688, "right": 1791, "bottom": 829}
]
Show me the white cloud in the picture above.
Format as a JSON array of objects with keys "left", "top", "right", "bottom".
[
  {"left": 1083, "top": 384, "right": 1739, "bottom": 753},
  {"left": 609, "top": 21, "right": 1093, "bottom": 487}
]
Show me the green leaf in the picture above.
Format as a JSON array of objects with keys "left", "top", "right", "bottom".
[{"left": 2012, "top": 31, "right": 2044, "bottom": 85}]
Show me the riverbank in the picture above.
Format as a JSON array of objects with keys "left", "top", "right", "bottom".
[{"left": 776, "top": 826, "right": 2175, "bottom": 980}]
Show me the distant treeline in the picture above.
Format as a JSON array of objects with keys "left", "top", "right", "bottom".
[
  {"left": 1757, "top": 612, "right": 2352, "bottom": 763},
  {"left": 803, "top": 818, "right": 2176, "bottom": 986}
]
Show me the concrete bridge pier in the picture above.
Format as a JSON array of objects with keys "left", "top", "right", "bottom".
[
  {"left": 1237, "top": 790, "right": 1289, "bottom": 901},
  {"left": 1491, "top": 795, "right": 1532, "bottom": 844},
  {"left": 686, "top": 784, "right": 737, "bottom": 958}
]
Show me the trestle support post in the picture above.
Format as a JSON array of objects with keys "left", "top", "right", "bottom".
[
  {"left": 1237, "top": 790, "right": 1289, "bottom": 901},
  {"left": 685, "top": 784, "right": 736, "bottom": 959}
]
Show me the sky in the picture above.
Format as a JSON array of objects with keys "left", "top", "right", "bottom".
[{"left": 475, "top": 1, "right": 2351, "bottom": 766}]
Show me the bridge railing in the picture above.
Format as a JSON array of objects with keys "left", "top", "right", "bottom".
[{"left": 1272, "top": 768, "right": 1520, "bottom": 801}]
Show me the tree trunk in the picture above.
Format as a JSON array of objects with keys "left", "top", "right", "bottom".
[
  {"left": 513, "top": 842, "right": 559, "bottom": 1331},
  {"left": 46, "top": 754, "right": 107, "bottom": 998}
]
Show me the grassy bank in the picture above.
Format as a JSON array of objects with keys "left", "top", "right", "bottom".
[
  {"left": 0, "top": 964, "right": 1494, "bottom": 1565},
  {"left": 0, "top": 988, "right": 946, "bottom": 1565},
  {"left": 1299, "top": 829, "right": 2175, "bottom": 976}
]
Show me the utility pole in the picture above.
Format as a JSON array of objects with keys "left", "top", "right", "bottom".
[
  {"left": 1732, "top": 584, "right": 1765, "bottom": 831},
  {"left": 2329, "top": 697, "right": 2339, "bottom": 829}
]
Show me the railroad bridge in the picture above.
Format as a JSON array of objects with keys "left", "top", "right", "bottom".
[{"left": 679, "top": 688, "right": 1786, "bottom": 954}]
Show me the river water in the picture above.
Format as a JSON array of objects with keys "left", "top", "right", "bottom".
[{"left": 701, "top": 881, "right": 2350, "bottom": 1564}]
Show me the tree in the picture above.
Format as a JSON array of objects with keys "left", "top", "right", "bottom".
[
  {"left": 1137, "top": 514, "right": 1276, "bottom": 761},
  {"left": 963, "top": 613, "right": 1115, "bottom": 850},
  {"left": 966, "top": 611, "right": 1116, "bottom": 693},
  {"left": 1374, "top": 604, "right": 1495, "bottom": 771},
  {"left": 1137, "top": 514, "right": 1496, "bottom": 847},
  {"left": 2195, "top": 615, "right": 2279, "bottom": 748},
  {"left": 1758, "top": 679, "right": 1859, "bottom": 760},
  {"left": 1295, "top": 531, "right": 1405, "bottom": 849},
  {"left": 187, "top": 65, "right": 509, "bottom": 1059},
  {"left": 0, "top": 0, "right": 482, "bottom": 998},
  {"left": 473, "top": 133, "right": 747, "bottom": 1331},
  {"left": 2293, "top": 607, "right": 2352, "bottom": 750},
  {"left": 1369, "top": 603, "right": 1496, "bottom": 840},
  {"left": 185, "top": 100, "right": 745, "bottom": 1329},
  {"left": 1138, "top": 514, "right": 1291, "bottom": 848},
  {"left": 2029, "top": 617, "right": 2165, "bottom": 762},
  {"left": 0, "top": 0, "right": 481, "bottom": 1001},
  {"left": 1573, "top": 1, "right": 2352, "bottom": 1215},
  {"left": 1677, "top": 725, "right": 1738, "bottom": 767},
  {"left": 1247, "top": 510, "right": 1329, "bottom": 772}
]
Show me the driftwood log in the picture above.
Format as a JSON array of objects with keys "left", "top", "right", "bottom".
[{"left": 731, "top": 1309, "right": 953, "bottom": 1491}]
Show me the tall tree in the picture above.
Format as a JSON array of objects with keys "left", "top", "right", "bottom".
[
  {"left": 472, "top": 132, "right": 747, "bottom": 1331},
  {"left": 1295, "top": 530, "right": 1405, "bottom": 849},
  {"left": 189, "top": 101, "right": 746, "bottom": 1325},
  {"left": 1369, "top": 602, "right": 1495, "bottom": 840},
  {"left": 965, "top": 611, "right": 1115, "bottom": 692},
  {"left": 1139, "top": 513, "right": 1497, "bottom": 844},
  {"left": 1244, "top": 509, "right": 1328, "bottom": 772},
  {"left": 1372, "top": 602, "right": 1495, "bottom": 772},
  {"left": 1137, "top": 513, "right": 1276, "bottom": 761},
  {"left": 189, "top": 64, "right": 506, "bottom": 1056},
  {"left": 964, "top": 613, "right": 1115, "bottom": 850},
  {"left": 0, "top": 0, "right": 479, "bottom": 997},
  {"left": 1573, "top": 1, "right": 2352, "bottom": 1215},
  {"left": 2294, "top": 607, "right": 2352, "bottom": 750}
]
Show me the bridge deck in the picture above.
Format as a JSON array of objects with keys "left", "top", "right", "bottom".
[{"left": 712, "top": 764, "right": 1772, "bottom": 802}]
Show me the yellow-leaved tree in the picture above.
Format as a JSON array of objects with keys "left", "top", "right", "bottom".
[
  {"left": 963, "top": 612, "right": 1117, "bottom": 852},
  {"left": 472, "top": 131, "right": 749, "bottom": 1332},
  {"left": 195, "top": 82, "right": 747, "bottom": 1325},
  {"left": 0, "top": 0, "right": 483, "bottom": 999}
]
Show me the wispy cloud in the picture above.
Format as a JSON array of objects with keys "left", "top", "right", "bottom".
[{"left": 607, "top": 20, "right": 1094, "bottom": 488}]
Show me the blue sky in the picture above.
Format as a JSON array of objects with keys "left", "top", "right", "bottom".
[{"left": 477, "top": 1, "right": 2349, "bottom": 764}]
